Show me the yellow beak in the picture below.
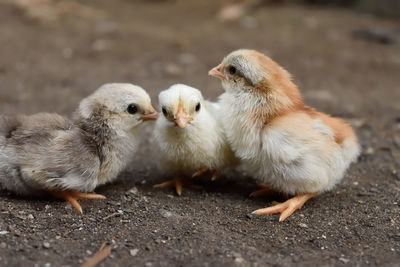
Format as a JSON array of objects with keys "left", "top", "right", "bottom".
[
  {"left": 208, "top": 64, "right": 225, "bottom": 80},
  {"left": 141, "top": 106, "right": 159, "bottom": 121},
  {"left": 175, "top": 100, "right": 191, "bottom": 128}
]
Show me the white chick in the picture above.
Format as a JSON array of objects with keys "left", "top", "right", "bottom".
[
  {"left": 152, "top": 84, "right": 237, "bottom": 195},
  {"left": 209, "top": 49, "right": 360, "bottom": 221},
  {"left": 0, "top": 83, "right": 158, "bottom": 213}
]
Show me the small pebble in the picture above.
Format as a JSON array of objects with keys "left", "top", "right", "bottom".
[
  {"left": 234, "top": 257, "right": 246, "bottom": 264},
  {"left": 159, "top": 209, "right": 173, "bottom": 218},
  {"left": 127, "top": 187, "right": 138, "bottom": 195},
  {"left": 365, "top": 147, "right": 374, "bottom": 155},
  {"left": 43, "top": 241, "right": 50, "bottom": 249},
  {"left": 130, "top": 248, "right": 139, "bottom": 257},
  {"left": 299, "top": 223, "right": 308, "bottom": 228},
  {"left": 0, "top": 242, "right": 6, "bottom": 249},
  {"left": 339, "top": 257, "right": 350, "bottom": 264}
]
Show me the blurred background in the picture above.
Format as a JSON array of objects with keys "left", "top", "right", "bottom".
[
  {"left": 0, "top": 1, "right": 399, "bottom": 266},
  {"left": 0, "top": 0, "right": 399, "bottom": 116}
]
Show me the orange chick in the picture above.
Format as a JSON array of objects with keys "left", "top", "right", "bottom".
[{"left": 209, "top": 49, "right": 360, "bottom": 222}]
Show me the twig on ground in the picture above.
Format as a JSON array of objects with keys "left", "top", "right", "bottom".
[
  {"left": 103, "top": 212, "right": 121, "bottom": 221},
  {"left": 81, "top": 242, "right": 112, "bottom": 267}
]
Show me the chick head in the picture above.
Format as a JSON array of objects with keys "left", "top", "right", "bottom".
[
  {"left": 158, "top": 84, "right": 204, "bottom": 128},
  {"left": 209, "top": 49, "right": 303, "bottom": 116},
  {"left": 78, "top": 83, "right": 158, "bottom": 132}
]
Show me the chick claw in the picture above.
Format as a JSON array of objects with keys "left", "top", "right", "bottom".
[
  {"left": 252, "top": 193, "right": 316, "bottom": 222},
  {"left": 153, "top": 176, "right": 202, "bottom": 196},
  {"left": 192, "top": 169, "right": 220, "bottom": 181},
  {"left": 53, "top": 191, "right": 106, "bottom": 214},
  {"left": 191, "top": 168, "right": 208, "bottom": 178},
  {"left": 211, "top": 170, "right": 220, "bottom": 181}
]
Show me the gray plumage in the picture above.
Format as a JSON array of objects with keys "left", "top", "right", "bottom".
[{"left": 0, "top": 83, "right": 157, "bottom": 198}]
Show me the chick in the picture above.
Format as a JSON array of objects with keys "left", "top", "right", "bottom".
[
  {"left": 153, "top": 84, "right": 237, "bottom": 195},
  {"left": 209, "top": 49, "right": 360, "bottom": 222},
  {"left": 0, "top": 83, "right": 158, "bottom": 213}
]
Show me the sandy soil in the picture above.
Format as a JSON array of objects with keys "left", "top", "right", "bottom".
[{"left": 0, "top": 1, "right": 399, "bottom": 266}]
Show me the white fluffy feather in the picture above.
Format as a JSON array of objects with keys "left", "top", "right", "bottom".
[{"left": 153, "top": 84, "right": 237, "bottom": 177}]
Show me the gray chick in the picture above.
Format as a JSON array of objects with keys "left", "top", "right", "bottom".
[{"left": 0, "top": 83, "right": 158, "bottom": 213}]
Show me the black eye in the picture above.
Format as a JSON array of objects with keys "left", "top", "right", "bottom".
[
  {"left": 162, "top": 107, "right": 168, "bottom": 116},
  {"left": 229, "top": 66, "right": 236, "bottom": 75},
  {"left": 195, "top": 103, "right": 201, "bottom": 112},
  {"left": 127, "top": 104, "right": 138, "bottom": 114}
]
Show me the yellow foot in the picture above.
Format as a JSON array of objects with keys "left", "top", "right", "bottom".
[
  {"left": 252, "top": 192, "right": 317, "bottom": 222},
  {"left": 52, "top": 191, "right": 106, "bottom": 214},
  {"left": 249, "top": 183, "right": 282, "bottom": 198},
  {"left": 153, "top": 176, "right": 202, "bottom": 196}
]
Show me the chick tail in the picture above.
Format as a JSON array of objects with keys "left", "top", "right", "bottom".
[
  {"left": 318, "top": 113, "right": 360, "bottom": 165},
  {"left": 341, "top": 130, "right": 360, "bottom": 166}
]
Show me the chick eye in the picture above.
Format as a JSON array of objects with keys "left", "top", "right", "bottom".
[
  {"left": 162, "top": 107, "right": 168, "bottom": 116},
  {"left": 195, "top": 103, "right": 201, "bottom": 112},
  {"left": 127, "top": 104, "right": 138, "bottom": 114},
  {"left": 229, "top": 66, "right": 236, "bottom": 75}
]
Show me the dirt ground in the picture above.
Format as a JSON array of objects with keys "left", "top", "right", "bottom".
[{"left": 0, "top": 1, "right": 399, "bottom": 266}]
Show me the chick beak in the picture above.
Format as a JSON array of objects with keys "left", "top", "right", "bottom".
[
  {"left": 175, "top": 100, "right": 191, "bottom": 128},
  {"left": 141, "top": 106, "right": 159, "bottom": 121},
  {"left": 208, "top": 64, "right": 225, "bottom": 80}
]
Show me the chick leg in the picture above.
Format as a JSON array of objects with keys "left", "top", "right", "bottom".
[
  {"left": 52, "top": 191, "right": 106, "bottom": 214},
  {"left": 249, "top": 184, "right": 279, "bottom": 198},
  {"left": 192, "top": 169, "right": 220, "bottom": 181},
  {"left": 211, "top": 170, "right": 220, "bottom": 181},
  {"left": 153, "top": 175, "right": 202, "bottom": 196},
  {"left": 192, "top": 168, "right": 208, "bottom": 178},
  {"left": 252, "top": 193, "right": 317, "bottom": 222}
]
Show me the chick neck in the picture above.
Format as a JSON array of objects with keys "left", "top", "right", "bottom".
[
  {"left": 73, "top": 109, "right": 117, "bottom": 165},
  {"left": 223, "top": 83, "right": 305, "bottom": 128}
]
